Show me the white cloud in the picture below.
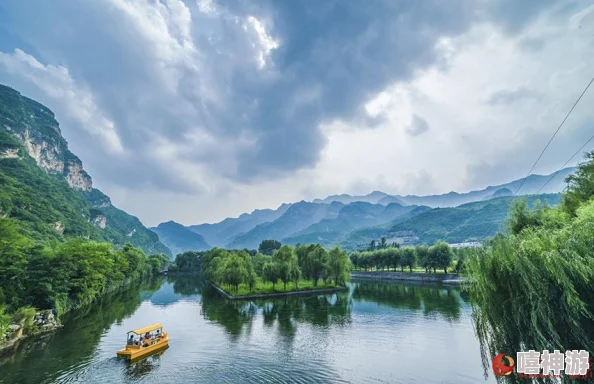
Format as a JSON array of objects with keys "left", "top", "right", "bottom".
[
  {"left": 0, "top": 49, "right": 124, "bottom": 153},
  {"left": 244, "top": 15, "right": 279, "bottom": 69},
  {"left": 311, "top": 3, "right": 594, "bottom": 196}
]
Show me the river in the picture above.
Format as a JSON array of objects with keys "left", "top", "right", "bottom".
[{"left": 0, "top": 277, "right": 497, "bottom": 384}]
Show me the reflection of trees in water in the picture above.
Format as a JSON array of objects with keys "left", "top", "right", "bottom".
[
  {"left": 197, "top": 282, "right": 353, "bottom": 343},
  {"left": 351, "top": 281, "right": 463, "bottom": 321},
  {"left": 0, "top": 278, "right": 163, "bottom": 383},
  {"left": 170, "top": 276, "right": 206, "bottom": 296}
]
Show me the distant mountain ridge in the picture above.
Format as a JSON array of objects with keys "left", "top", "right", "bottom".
[
  {"left": 150, "top": 221, "right": 210, "bottom": 255},
  {"left": 154, "top": 162, "right": 574, "bottom": 255},
  {"left": 312, "top": 168, "right": 574, "bottom": 208}
]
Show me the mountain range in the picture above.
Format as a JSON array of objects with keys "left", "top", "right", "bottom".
[
  {"left": 154, "top": 167, "right": 572, "bottom": 254},
  {"left": 1, "top": 83, "right": 574, "bottom": 258},
  {"left": 0, "top": 84, "right": 171, "bottom": 256}
]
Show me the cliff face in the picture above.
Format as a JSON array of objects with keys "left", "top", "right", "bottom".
[
  {"left": 1, "top": 90, "right": 92, "bottom": 192},
  {"left": 0, "top": 84, "right": 171, "bottom": 256}
]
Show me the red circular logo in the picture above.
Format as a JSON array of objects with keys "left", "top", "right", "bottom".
[{"left": 493, "top": 353, "right": 515, "bottom": 376}]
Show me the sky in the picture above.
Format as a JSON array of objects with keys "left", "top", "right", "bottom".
[{"left": 1, "top": 0, "right": 593, "bottom": 226}]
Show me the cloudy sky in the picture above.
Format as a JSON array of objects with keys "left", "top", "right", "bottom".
[{"left": 1, "top": 0, "right": 593, "bottom": 226}]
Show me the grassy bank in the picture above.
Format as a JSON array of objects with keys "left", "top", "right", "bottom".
[{"left": 217, "top": 277, "right": 341, "bottom": 296}]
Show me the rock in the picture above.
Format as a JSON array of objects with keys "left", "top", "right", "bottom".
[{"left": 8, "top": 324, "right": 20, "bottom": 332}]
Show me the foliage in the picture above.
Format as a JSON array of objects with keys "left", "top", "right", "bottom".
[
  {"left": 258, "top": 239, "right": 282, "bottom": 256},
  {"left": 0, "top": 84, "right": 171, "bottom": 256},
  {"left": 349, "top": 242, "right": 457, "bottom": 274},
  {"left": 327, "top": 247, "right": 351, "bottom": 285},
  {"left": 195, "top": 243, "right": 349, "bottom": 295},
  {"left": 0, "top": 217, "right": 164, "bottom": 321},
  {"left": 466, "top": 151, "right": 594, "bottom": 383}
]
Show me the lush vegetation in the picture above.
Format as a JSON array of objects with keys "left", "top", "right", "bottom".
[
  {"left": 171, "top": 242, "right": 351, "bottom": 295},
  {"left": 0, "top": 85, "right": 171, "bottom": 256},
  {"left": 349, "top": 241, "right": 466, "bottom": 274},
  {"left": 0, "top": 216, "right": 169, "bottom": 343},
  {"left": 467, "top": 152, "right": 594, "bottom": 382}
]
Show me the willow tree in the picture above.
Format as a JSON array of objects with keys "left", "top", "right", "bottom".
[
  {"left": 272, "top": 246, "right": 300, "bottom": 290},
  {"left": 327, "top": 247, "right": 350, "bottom": 285},
  {"left": 466, "top": 153, "right": 594, "bottom": 383}
]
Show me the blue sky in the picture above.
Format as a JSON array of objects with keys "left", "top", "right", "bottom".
[{"left": 1, "top": 0, "right": 593, "bottom": 226}]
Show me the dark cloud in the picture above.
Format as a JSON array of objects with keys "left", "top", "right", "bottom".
[
  {"left": 406, "top": 115, "right": 430, "bottom": 137},
  {"left": 487, "top": 87, "right": 542, "bottom": 105},
  {"left": 0, "top": 0, "right": 577, "bottom": 195}
]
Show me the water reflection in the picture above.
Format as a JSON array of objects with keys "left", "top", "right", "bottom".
[
  {"left": 157, "top": 276, "right": 465, "bottom": 342},
  {"left": 122, "top": 350, "right": 166, "bottom": 380},
  {"left": 0, "top": 278, "right": 163, "bottom": 384}
]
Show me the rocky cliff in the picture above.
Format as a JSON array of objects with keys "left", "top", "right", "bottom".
[{"left": 0, "top": 84, "right": 171, "bottom": 256}]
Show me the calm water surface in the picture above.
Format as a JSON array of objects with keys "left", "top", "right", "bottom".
[{"left": 0, "top": 278, "right": 497, "bottom": 384}]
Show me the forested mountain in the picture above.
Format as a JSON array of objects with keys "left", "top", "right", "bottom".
[
  {"left": 385, "top": 194, "right": 562, "bottom": 246},
  {"left": 227, "top": 201, "right": 345, "bottom": 249},
  {"left": 187, "top": 203, "right": 291, "bottom": 247},
  {"left": 156, "top": 168, "right": 573, "bottom": 254},
  {"left": 282, "top": 202, "right": 426, "bottom": 247},
  {"left": 150, "top": 221, "right": 210, "bottom": 255},
  {"left": 0, "top": 84, "right": 171, "bottom": 256}
]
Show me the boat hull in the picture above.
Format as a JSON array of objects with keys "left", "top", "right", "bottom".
[{"left": 117, "top": 336, "right": 169, "bottom": 361}]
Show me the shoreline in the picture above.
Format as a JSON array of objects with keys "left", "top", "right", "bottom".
[
  {"left": 351, "top": 271, "right": 465, "bottom": 285},
  {"left": 210, "top": 283, "right": 347, "bottom": 301}
]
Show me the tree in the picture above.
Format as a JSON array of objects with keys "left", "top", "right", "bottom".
[
  {"left": 217, "top": 252, "right": 249, "bottom": 293},
  {"left": 252, "top": 252, "right": 270, "bottom": 276},
  {"left": 300, "top": 245, "right": 328, "bottom": 286},
  {"left": 327, "top": 247, "right": 350, "bottom": 285},
  {"left": 563, "top": 150, "right": 594, "bottom": 216},
  {"left": 416, "top": 245, "right": 430, "bottom": 273},
  {"left": 258, "top": 240, "right": 282, "bottom": 256},
  {"left": 401, "top": 247, "right": 417, "bottom": 272},
  {"left": 379, "top": 237, "right": 387, "bottom": 249},
  {"left": 368, "top": 240, "right": 376, "bottom": 251},
  {"left": 272, "top": 246, "right": 300, "bottom": 290},
  {"left": 428, "top": 242, "right": 454, "bottom": 273},
  {"left": 262, "top": 262, "right": 279, "bottom": 290}
]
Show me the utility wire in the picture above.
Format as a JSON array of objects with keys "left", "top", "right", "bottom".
[
  {"left": 474, "top": 74, "right": 594, "bottom": 246},
  {"left": 513, "top": 75, "right": 594, "bottom": 196},
  {"left": 535, "top": 133, "right": 594, "bottom": 194}
]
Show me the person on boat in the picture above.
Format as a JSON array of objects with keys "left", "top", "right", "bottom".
[{"left": 127, "top": 335, "right": 134, "bottom": 345}]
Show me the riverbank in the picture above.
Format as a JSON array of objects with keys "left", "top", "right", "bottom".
[
  {"left": 211, "top": 283, "right": 347, "bottom": 301},
  {"left": 0, "top": 310, "right": 61, "bottom": 354},
  {"left": 351, "top": 271, "right": 465, "bottom": 284}
]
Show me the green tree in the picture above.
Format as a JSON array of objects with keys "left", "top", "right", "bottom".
[
  {"left": 258, "top": 240, "right": 281, "bottom": 256},
  {"left": 401, "top": 247, "right": 417, "bottom": 272},
  {"left": 262, "top": 262, "right": 279, "bottom": 290},
  {"left": 428, "top": 241, "right": 454, "bottom": 273},
  {"left": 416, "top": 245, "right": 430, "bottom": 273},
  {"left": 217, "top": 252, "right": 249, "bottom": 293},
  {"left": 327, "top": 247, "right": 350, "bottom": 285},
  {"left": 272, "top": 246, "right": 300, "bottom": 290},
  {"left": 563, "top": 150, "right": 594, "bottom": 216},
  {"left": 379, "top": 237, "right": 387, "bottom": 249}
]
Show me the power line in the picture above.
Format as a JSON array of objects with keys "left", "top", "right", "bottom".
[
  {"left": 535, "top": 133, "right": 594, "bottom": 194},
  {"left": 514, "top": 75, "right": 594, "bottom": 196},
  {"left": 473, "top": 74, "right": 594, "bottom": 246}
]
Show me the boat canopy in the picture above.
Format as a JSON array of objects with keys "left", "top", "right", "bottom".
[{"left": 128, "top": 323, "right": 163, "bottom": 335}]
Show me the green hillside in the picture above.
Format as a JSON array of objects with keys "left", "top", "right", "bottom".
[
  {"left": 0, "top": 84, "right": 171, "bottom": 256},
  {"left": 151, "top": 221, "right": 211, "bottom": 255},
  {"left": 388, "top": 194, "right": 562, "bottom": 245}
]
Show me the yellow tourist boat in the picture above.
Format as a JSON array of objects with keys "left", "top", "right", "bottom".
[{"left": 116, "top": 323, "right": 169, "bottom": 361}]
